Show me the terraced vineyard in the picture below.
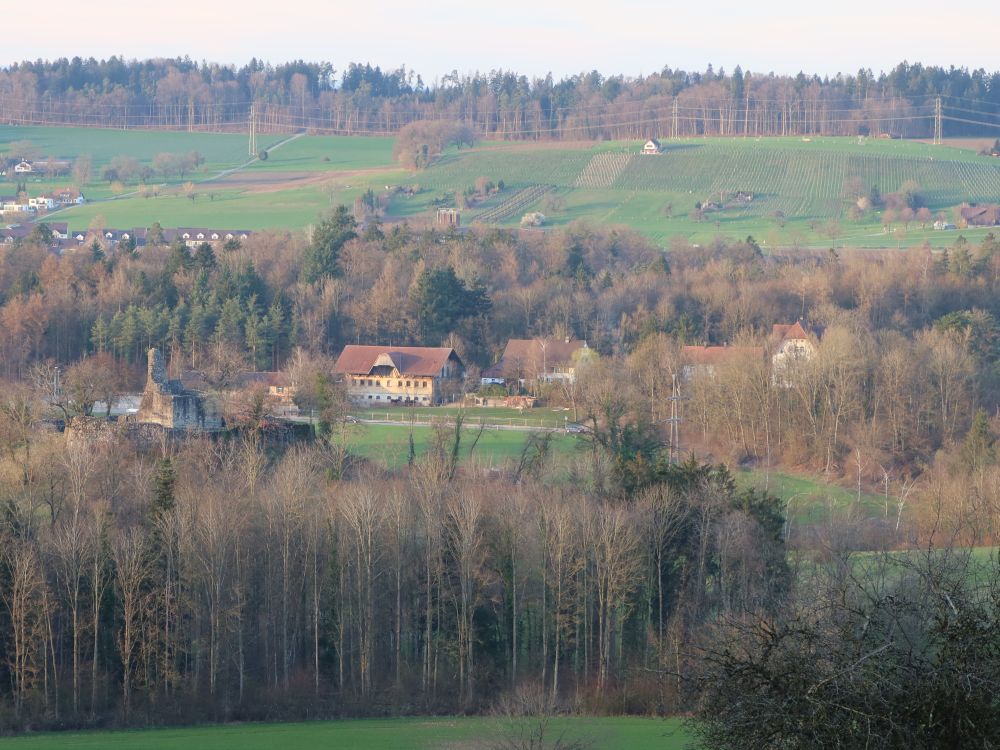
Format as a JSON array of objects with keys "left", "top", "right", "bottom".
[
  {"left": 575, "top": 152, "right": 635, "bottom": 187},
  {"left": 614, "top": 140, "right": 1000, "bottom": 220},
  {"left": 473, "top": 184, "right": 553, "bottom": 223},
  {"left": 418, "top": 147, "right": 592, "bottom": 190}
]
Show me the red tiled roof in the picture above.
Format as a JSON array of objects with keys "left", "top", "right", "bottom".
[
  {"left": 682, "top": 345, "right": 764, "bottom": 365},
  {"left": 334, "top": 345, "right": 462, "bottom": 377},
  {"left": 772, "top": 322, "right": 809, "bottom": 341},
  {"left": 483, "top": 338, "right": 588, "bottom": 378}
]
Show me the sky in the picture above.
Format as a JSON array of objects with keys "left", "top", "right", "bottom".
[{"left": 13, "top": 0, "right": 1000, "bottom": 82}]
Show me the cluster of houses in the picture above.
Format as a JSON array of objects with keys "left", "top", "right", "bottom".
[
  {"left": 681, "top": 322, "right": 819, "bottom": 383},
  {"left": 0, "top": 188, "right": 85, "bottom": 216},
  {"left": 3, "top": 159, "right": 72, "bottom": 176},
  {"left": 126, "top": 325, "right": 820, "bottom": 433},
  {"left": 0, "top": 223, "right": 252, "bottom": 251}
]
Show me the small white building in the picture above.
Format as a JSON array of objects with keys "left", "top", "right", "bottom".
[
  {"left": 13, "top": 160, "right": 33, "bottom": 173},
  {"left": 642, "top": 138, "right": 662, "bottom": 155}
]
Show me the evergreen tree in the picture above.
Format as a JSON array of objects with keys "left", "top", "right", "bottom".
[{"left": 301, "top": 205, "right": 357, "bottom": 283}]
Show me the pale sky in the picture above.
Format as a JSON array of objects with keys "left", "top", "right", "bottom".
[{"left": 15, "top": 0, "right": 1000, "bottom": 82}]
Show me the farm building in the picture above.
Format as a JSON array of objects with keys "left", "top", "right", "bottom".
[
  {"left": 642, "top": 138, "right": 662, "bottom": 155},
  {"left": 334, "top": 345, "right": 464, "bottom": 405},
  {"left": 959, "top": 204, "right": 1000, "bottom": 227},
  {"left": 481, "top": 338, "right": 591, "bottom": 387}
]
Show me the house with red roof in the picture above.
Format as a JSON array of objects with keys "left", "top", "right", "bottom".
[
  {"left": 333, "top": 345, "right": 464, "bottom": 405},
  {"left": 771, "top": 322, "right": 820, "bottom": 383}
]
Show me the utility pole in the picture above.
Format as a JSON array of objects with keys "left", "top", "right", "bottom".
[
  {"left": 671, "top": 99, "right": 679, "bottom": 139},
  {"left": 933, "top": 97, "right": 942, "bottom": 145}
]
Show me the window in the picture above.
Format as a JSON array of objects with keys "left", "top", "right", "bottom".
[
  {"left": 376, "top": 380, "right": 381, "bottom": 387},
  {"left": 406, "top": 381, "right": 411, "bottom": 387}
]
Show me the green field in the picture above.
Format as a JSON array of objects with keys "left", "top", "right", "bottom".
[
  {"left": 737, "top": 468, "right": 887, "bottom": 525},
  {"left": 344, "top": 423, "right": 581, "bottom": 469},
  {"left": 0, "top": 716, "right": 694, "bottom": 750},
  {"left": 4, "top": 125, "right": 1000, "bottom": 246}
]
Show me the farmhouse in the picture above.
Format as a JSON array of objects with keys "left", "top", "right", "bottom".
[
  {"left": 959, "top": 204, "right": 1000, "bottom": 227},
  {"left": 681, "top": 344, "right": 764, "bottom": 379},
  {"left": 334, "top": 345, "right": 464, "bottom": 405},
  {"left": 481, "top": 338, "right": 591, "bottom": 387},
  {"left": 642, "top": 138, "right": 662, "bottom": 155}
]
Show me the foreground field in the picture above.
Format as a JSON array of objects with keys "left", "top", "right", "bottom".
[
  {"left": 0, "top": 716, "right": 694, "bottom": 750},
  {"left": 344, "top": 422, "right": 581, "bottom": 468},
  {"left": 4, "top": 125, "right": 1000, "bottom": 247}
]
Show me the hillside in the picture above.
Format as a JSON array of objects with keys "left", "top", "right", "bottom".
[{"left": 3, "top": 125, "right": 1000, "bottom": 247}]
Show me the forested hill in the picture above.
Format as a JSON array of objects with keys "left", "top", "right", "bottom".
[{"left": 2, "top": 58, "right": 1000, "bottom": 138}]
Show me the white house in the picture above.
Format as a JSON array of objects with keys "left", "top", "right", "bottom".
[
  {"left": 771, "top": 322, "right": 820, "bottom": 385},
  {"left": 642, "top": 138, "right": 662, "bottom": 155},
  {"left": 13, "top": 161, "right": 33, "bottom": 173}
]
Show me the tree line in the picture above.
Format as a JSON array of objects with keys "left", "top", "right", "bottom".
[{"left": 2, "top": 57, "right": 1000, "bottom": 137}]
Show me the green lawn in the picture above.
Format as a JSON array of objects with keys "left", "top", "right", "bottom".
[
  {"left": 352, "top": 405, "right": 575, "bottom": 428},
  {"left": 243, "top": 135, "right": 395, "bottom": 172},
  {"left": 0, "top": 126, "right": 283, "bottom": 171},
  {"left": 736, "top": 468, "right": 887, "bottom": 524},
  {"left": 0, "top": 716, "right": 694, "bottom": 750},
  {"left": 344, "top": 423, "right": 580, "bottom": 469}
]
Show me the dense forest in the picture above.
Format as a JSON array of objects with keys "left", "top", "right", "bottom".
[
  {"left": 3, "top": 216, "right": 1000, "bottom": 737},
  {"left": 2, "top": 57, "right": 1000, "bottom": 137}
]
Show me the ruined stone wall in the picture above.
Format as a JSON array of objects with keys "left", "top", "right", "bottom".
[{"left": 137, "top": 348, "right": 222, "bottom": 430}]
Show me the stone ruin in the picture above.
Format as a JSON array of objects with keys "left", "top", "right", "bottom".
[{"left": 136, "top": 348, "right": 222, "bottom": 430}]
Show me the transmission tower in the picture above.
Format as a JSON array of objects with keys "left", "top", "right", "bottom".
[
  {"left": 933, "top": 97, "right": 942, "bottom": 145},
  {"left": 666, "top": 372, "right": 683, "bottom": 463},
  {"left": 671, "top": 99, "right": 679, "bottom": 139},
  {"left": 248, "top": 103, "right": 257, "bottom": 156}
]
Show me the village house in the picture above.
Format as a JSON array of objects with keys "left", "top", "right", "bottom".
[
  {"left": 0, "top": 196, "right": 34, "bottom": 215},
  {"left": 47, "top": 188, "right": 85, "bottom": 206},
  {"left": 642, "top": 138, "right": 662, "bottom": 155},
  {"left": 28, "top": 195, "right": 55, "bottom": 211},
  {"left": 771, "top": 322, "right": 818, "bottom": 366},
  {"left": 334, "top": 345, "right": 464, "bottom": 405},
  {"left": 481, "top": 338, "right": 590, "bottom": 388},
  {"left": 681, "top": 344, "right": 765, "bottom": 379},
  {"left": 771, "top": 321, "right": 820, "bottom": 384},
  {"left": 170, "top": 228, "right": 251, "bottom": 248}
]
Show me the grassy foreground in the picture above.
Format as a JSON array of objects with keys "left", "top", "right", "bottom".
[
  {"left": 0, "top": 716, "right": 694, "bottom": 750},
  {"left": 344, "top": 423, "right": 581, "bottom": 469}
]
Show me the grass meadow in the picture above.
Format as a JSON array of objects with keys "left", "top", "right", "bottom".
[
  {"left": 343, "top": 422, "right": 581, "bottom": 469},
  {"left": 0, "top": 716, "right": 695, "bottom": 750}
]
